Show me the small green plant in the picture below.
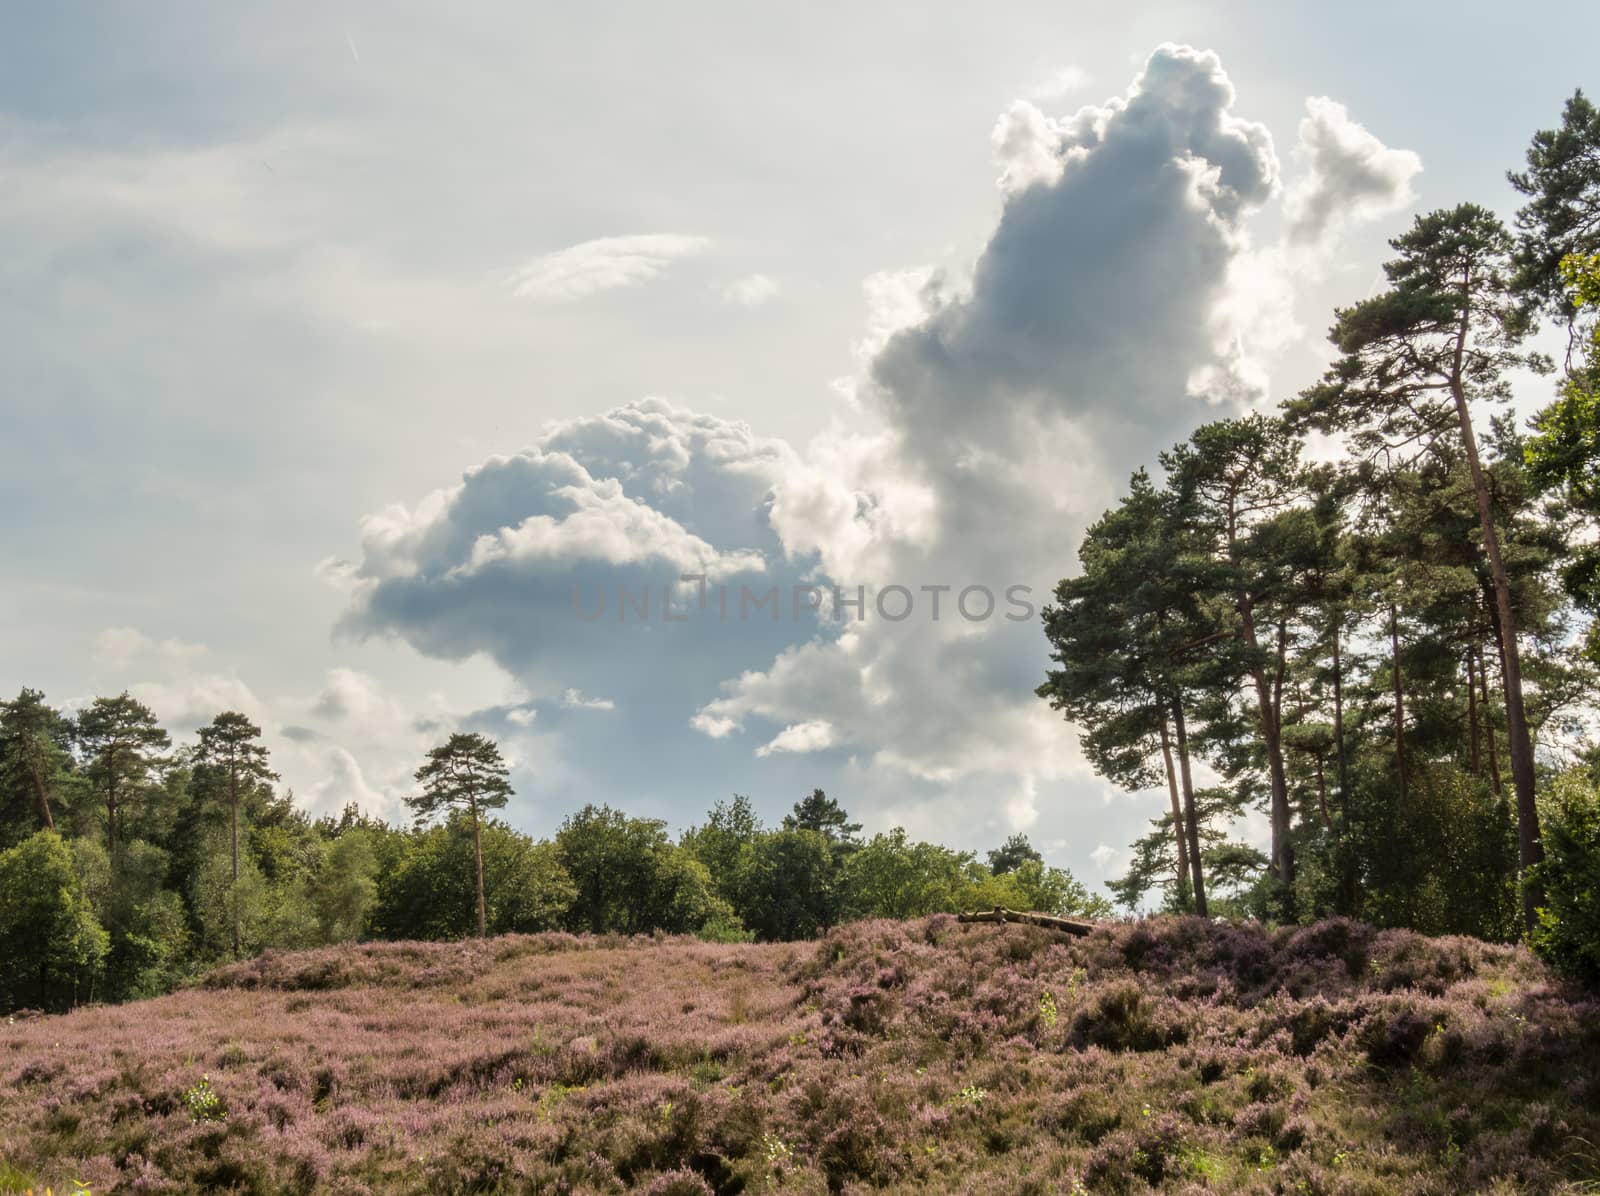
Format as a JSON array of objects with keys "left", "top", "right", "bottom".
[
  {"left": 536, "top": 1082, "right": 582, "bottom": 1120},
  {"left": 181, "top": 1075, "right": 226, "bottom": 1124},
  {"left": 951, "top": 1083, "right": 988, "bottom": 1108},
  {"left": 761, "top": 1133, "right": 794, "bottom": 1171},
  {"left": 1039, "top": 989, "right": 1058, "bottom": 1029}
]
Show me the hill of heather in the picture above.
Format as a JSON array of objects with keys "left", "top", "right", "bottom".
[{"left": 3, "top": 916, "right": 1599, "bottom": 1195}]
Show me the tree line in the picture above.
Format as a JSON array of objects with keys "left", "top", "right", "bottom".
[
  {"left": 0, "top": 695, "right": 1110, "bottom": 1013},
  {"left": 1038, "top": 90, "right": 1600, "bottom": 983}
]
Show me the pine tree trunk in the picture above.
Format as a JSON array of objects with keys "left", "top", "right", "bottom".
[
  {"left": 1236, "top": 593, "right": 1294, "bottom": 912},
  {"left": 1331, "top": 614, "right": 1357, "bottom": 914},
  {"left": 1169, "top": 698, "right": 1207, "bottom": 916},
  {"left": 1467, "top": 649, "right": 1481, "bottom": 777},
  {"left": 230, "top": 766, "right": 241, "bottom": 959},
  {"left": 29, "top": 759, "right": 54, "bottom": 831},
  {"left": 1479, "top": 651, "right": 1503, "bottom": 796},
  {"left": 471, "top": 797, "right": 487, "bottom": 938},
  {"left": 1390, "top": 603, "right": 1408, "bottom": 802},
  {"left": 1331, "top": 613, "right": 1349, "bottom": 806},
  {"left": 1157, "top": 717, "right": 1191, "bottom": 908},
  {"left": 1448, "top": 372, "right": 1544, "bottom": 932}
]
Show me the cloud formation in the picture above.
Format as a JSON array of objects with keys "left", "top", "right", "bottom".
[
  {"left": 507, "top": 234, "right": 711, "bottom": 302},
  {"left": 1284, "top": 97, "right": 1422, "bottom": 246},
  {"left": 334, "top": 46, "right": 1423, "bottom": 854}
]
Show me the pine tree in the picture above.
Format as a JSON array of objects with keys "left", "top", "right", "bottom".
[
  {"left": 1289, "top": 205, "right": 1552, "bottom": 931},
  {"left": 1162, "top": 415, "right": 1314, "bottom": 917},
  {"left": 194, "top": 712, "right": 278, "bottom": 957},
  {"left": 1039, "top": 470, "right": 1216, "bottom": 913},
  {"left": 74, "top": 694, "right": 170, "bottom": 864},
  {"left": 407, "top": 733, "right": 513, "bottom": 938},
  {"left": 0, "top": 689, "right": 74, "bottom": 842}
]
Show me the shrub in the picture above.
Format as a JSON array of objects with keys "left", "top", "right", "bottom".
[{"left": 1531, "top": 769, "right": 1600, "bottom": 988}]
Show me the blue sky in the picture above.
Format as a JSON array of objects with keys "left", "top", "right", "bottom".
[{"left": 3, "top": 2, "right": 1595, "bottom": 886}]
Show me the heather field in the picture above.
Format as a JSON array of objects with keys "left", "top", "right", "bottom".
[{"left": 3, "top": 917, "right": 1600, "bottom": 1195}]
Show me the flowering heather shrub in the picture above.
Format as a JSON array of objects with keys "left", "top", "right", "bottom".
[{"left": 2, "top": 916, "right": 1598, "bottom": 1193}]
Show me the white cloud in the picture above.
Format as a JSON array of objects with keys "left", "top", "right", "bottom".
[
  {"left": 1284, "top": 97, "right": 1421, "bottom": 247},
  {"left": 310, "top": 666, "right": 393, "bottom": 722},
  {"left": 1194, "top": 96, "right": 1421, "bottom": 404},
  {"left": 128, "top": 674, "right": 266, "bottom": 733},
  {"left": 507, "top": 234, "right": 711, "bottom": 302},
  {"left": 755, "top": 719, "right": 836, "bottom": 757},
  {"left": 721, "top": 273, "right": 778, "bottom": 307},
  {"left": 992, "top": 100, "right": 1066, "bottom": 194},
  {"left": 561, "top": 688, "right": 615, "bottom": 711},
  {"left": 92, "top": 626, "right": 206, "bottom": 670},
  {"left": 1090, "top": 843, "right": 1121, "bottom": 872}
]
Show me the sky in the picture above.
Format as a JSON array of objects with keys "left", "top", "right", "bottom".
[{"left": 3, "top": 2, "right": 1596, "bottom": 887}]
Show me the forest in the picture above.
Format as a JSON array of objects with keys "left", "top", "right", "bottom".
[
  {"left": 1039, "top": 90, "right": 1600, "bottom": 980},
  {"left": 4, "top": 92, "right": 1600, "bottom": 1024}
]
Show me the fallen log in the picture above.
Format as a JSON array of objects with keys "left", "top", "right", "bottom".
[{"left": 956, "top": 907, "right": 1095, "bottom": 936}]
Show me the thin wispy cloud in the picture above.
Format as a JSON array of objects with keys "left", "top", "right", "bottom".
[
  {"left": 507, "top": 234, "right": 711, "bottom": 302},
  {"left": 1025, "top": 65, "right": 1091, "bottom": 103},
  {"left": 561, "top": 688, "right": 615, "bottom": 711},
  {"left": 721, "top": 273, "right": 779, "bottom": 307}
]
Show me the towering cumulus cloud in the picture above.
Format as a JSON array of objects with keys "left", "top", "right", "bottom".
[{"left": 338, "top": 47, "right": 1415, "bottom": 849}]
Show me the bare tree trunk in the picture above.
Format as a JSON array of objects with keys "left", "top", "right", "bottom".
[
  {"left": 957, "top": 908, "right": 1094, "bottom": 935},
  {"left": 471, "top": 796, "right": 487, "bottom": 938},
  {"left": 1170, "top": 698, "right": 1207, "bottom": 917},
  {"left": 1236, "top": 591, "right": 1294, "bottom": 913},
  {"left": 1157, "top": 717, "right": 1191, "bottom": 908},
  {"left": 1331, "top": 613, "right": 1357, "bottom": 914},
  {"left": 28, "top": 759, "right": 54, "bottom": 831},
  {"left": 1390, "top": 603, "right": 1408, "bottom": 802},
  {"left": 1331, "top": 613, "right": 1349, "bottom": 807},
  {"left": 1449, "top": 376, "right": 1543, "bottom": 931},
  {"left": 230, "top": 765, "right": 241, "bottom": 958},
  {"left": 1467, "top": 648, "right": 1481, "bottom": 777},
  {"left": 1478, "top": 651, "right": 1502, "bottom": 796}
]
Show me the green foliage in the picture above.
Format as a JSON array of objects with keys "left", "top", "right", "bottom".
[
  {"left": 311, "top": 830, "right": 379, "bottom": 943},
  {"left": 783, "top": 788, "right": 862, "bottom": 846},
  {"left": 0, "top": 831, "right": 108, "bottom": 1012},
  {"left": 987, "top": 832, "right": 1043, "bottom": 875},
  {"left": 743, "top": 827, "right": 841, "bottom": 939},
  {"left": 1531, "top": 769, "right": 1600, "bottom": 986},
  {"left": 377, "top": 817, "right": 575, "bottom": 940},
  {"left": 1525, "top": 253, "right": 1600, "bottom": 661},
  {"left": 0, "top": 689, "right": 76, "bottom": 848},
  {"left": 842, "top": 828, "right": 973, "bottom": 919},
  {"left": 1509, "top": 89, "right": 1600, "bottom": 318}
]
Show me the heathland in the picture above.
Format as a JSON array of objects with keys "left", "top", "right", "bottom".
[{"left": 4, "top": 914, "right": 1598, "bottom": 1195}]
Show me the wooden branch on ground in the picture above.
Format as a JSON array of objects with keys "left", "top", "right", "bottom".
[{"left": 956, "top": 907, "right": 1095, "bottom": 937}]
